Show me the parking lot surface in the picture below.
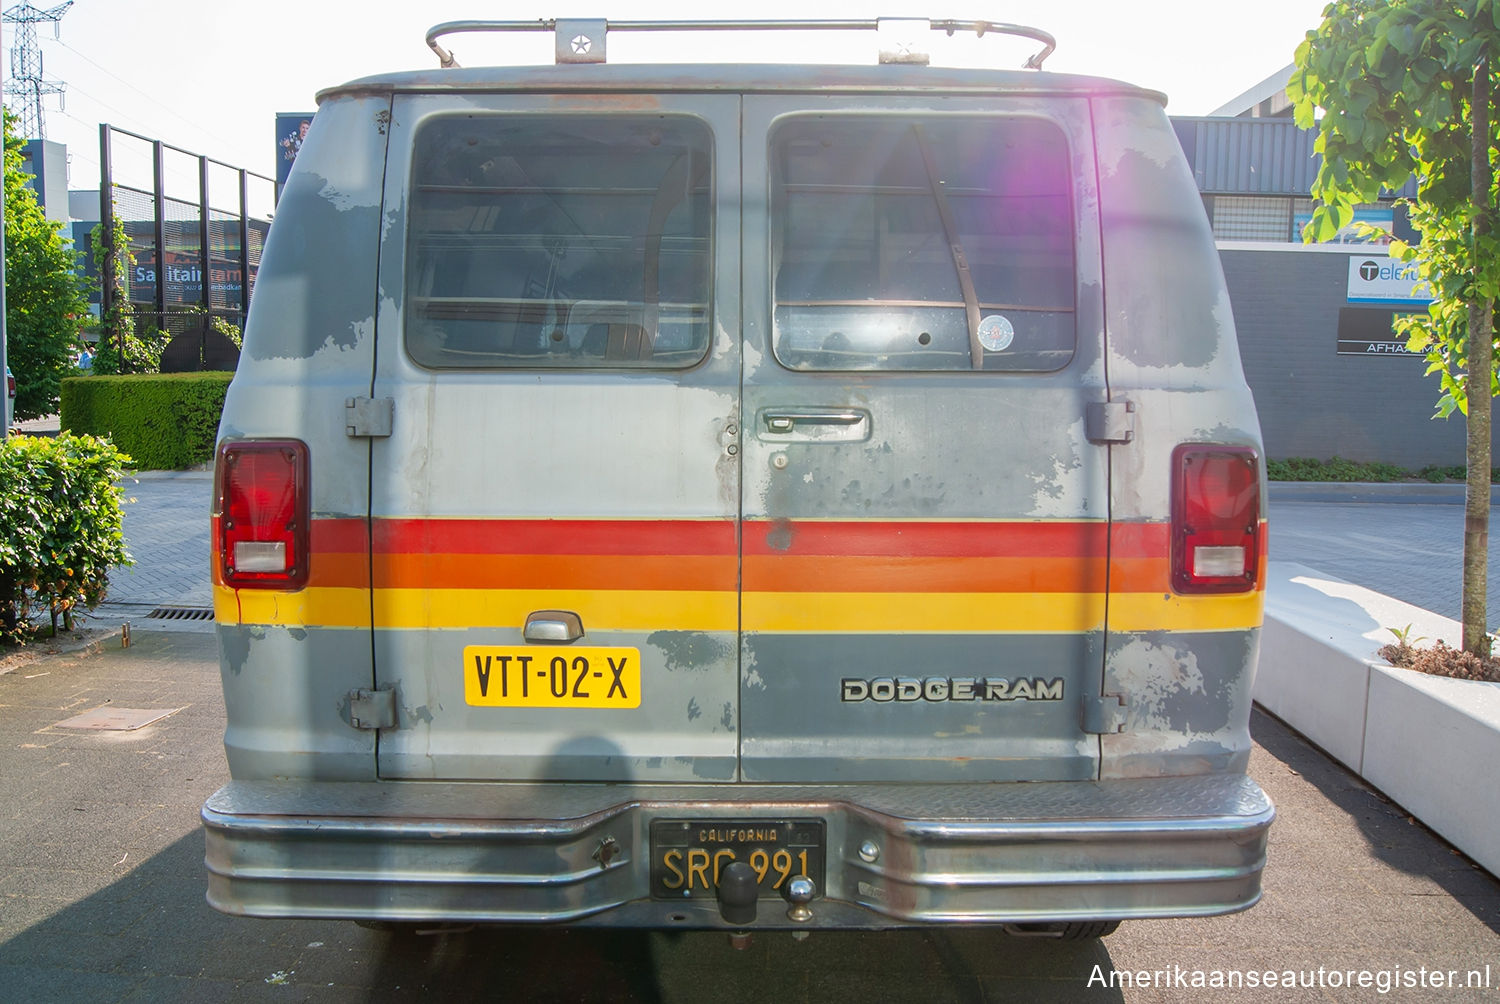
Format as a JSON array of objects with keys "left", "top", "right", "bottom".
[
  {"left": 1, "top": 476, "right": 1499, "bottom": 1000},
  {"left": 1, "top": 629, "right": 1497, "bottom": 1002}
]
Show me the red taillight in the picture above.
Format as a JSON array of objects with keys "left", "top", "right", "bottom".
[
  {"left": 1171, "top": 445, "right": 1261, "bottom": 594},
  {"left": 215, "top": 439, "right": 310, "bottom": 590}
]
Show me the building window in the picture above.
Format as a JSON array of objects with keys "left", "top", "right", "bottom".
[
  {"left": 1291, "top": 198, "right": 1394, "bottom": 245},
  {"left": 1210, "top": 195, "right": 1292, "bottom": 242}
]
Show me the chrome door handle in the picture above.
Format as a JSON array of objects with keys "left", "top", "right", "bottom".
[
  {"left": 524, "top": 610, "right": 584, "bottom": 643},
  {"left": 763, "top": 410, "right": 865, "bottom": 432}
]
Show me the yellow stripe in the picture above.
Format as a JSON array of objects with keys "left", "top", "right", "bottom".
[
  {"left": 214, "top": 586, "right": 371, "bottom": 628},
  {"left": 216, "top": 585, "right": 737, "bottom": 632},
  {"left": 1108, "top": 591, "right": 1264, "bottom": 633},
  {"left": 216, "top": 586, "right": 1262, "bottom": 634},
  {"left": 743, "top": 591, "right": 1108, "bottom": 633}
]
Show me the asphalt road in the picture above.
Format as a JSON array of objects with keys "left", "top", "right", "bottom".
[
  {"left": 3, "top": 477, "right": 1500, "bottom": 1001},
  {"left": 1, "top": 629, "right": 1498, "bottom": 1003}
]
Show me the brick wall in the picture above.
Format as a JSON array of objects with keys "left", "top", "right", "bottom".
[{"left": 1221, "top": 247, "right": 1487, "bottom": 470}]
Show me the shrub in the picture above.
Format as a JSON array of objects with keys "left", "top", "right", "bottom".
[
  {"left": 1266, "top": 456, "right": 1408, "bottom": 482},
  {"left": 0, "top": 433, "right": 132, "bottom": 643},
  {"left": 61, "top": 372, "right": 232, "bottom": 470}
]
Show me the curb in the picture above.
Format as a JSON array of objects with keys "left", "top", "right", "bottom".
[
  {"left": 1259, "top": 561, "right": 1500, "bottom": 879},
  {"left": 1269, "top": 482, "right": 1500, "bottom": 505},
  {"left": 0, "top": 623, "right": 123, "bottom": 677},
  {"left": 125, "top": 469, "right": 214, "bottom": 482}
]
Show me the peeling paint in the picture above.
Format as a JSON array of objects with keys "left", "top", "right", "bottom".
[
  {"left": 1108, "top": 635, "right": 1207, "bottom": 732},
  {"left": 692, "top": 756, "right": 736, "bottom": 781},
  {"left": 219, "top": 626, "right": 249, "bottom": 677},
  {"left": 720, "top": 702, "right": 734, "bottom": 731},
  {"left": 1102, "top": 631, "right": 1258, "bottom": 778},
  {"left": 765, "top": 519, "right": 795, "bottom": 552},
  {"left": 686, "top": 698, "right": 701, "bottom": 722},
  {"left": 646, "top": 630, "right": 730, "bottom": 672},
  {"left": 1027, "top": 416, "right": 1088, "bottom": 517},
  {"left": 316, "top": 179, "right": 375, "bottom": 213}
]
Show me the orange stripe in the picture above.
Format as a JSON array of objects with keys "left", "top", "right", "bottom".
[
  {"left": 1109, "top": 556, "right": 1170, "bottom": 593},
  {"left": 307, "top": 552, "right": 371, "bottom": 589},
  {"left": 743, "top": 555, "right": 1107, "bottom": 593}
]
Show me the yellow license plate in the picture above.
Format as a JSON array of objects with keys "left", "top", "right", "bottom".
[{"left": 463, "top": 646, "right": 641, "bottom": 709}]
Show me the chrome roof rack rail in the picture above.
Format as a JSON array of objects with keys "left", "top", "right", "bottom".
[{"left": 425, "top": 17, "right": 1056, "bottom": 71}]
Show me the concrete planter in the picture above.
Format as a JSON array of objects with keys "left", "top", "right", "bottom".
[{"left": 1259, "top": 561, "right": 1500, "bottom": 878}]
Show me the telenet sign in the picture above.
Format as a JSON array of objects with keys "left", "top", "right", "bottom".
[{"left": 1346, "top": 255, "right": 1432, "bottom": 305}]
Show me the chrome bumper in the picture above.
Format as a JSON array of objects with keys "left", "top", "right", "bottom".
[{"left": 203, "top": 774, "right": 1273, "bottom": 928}]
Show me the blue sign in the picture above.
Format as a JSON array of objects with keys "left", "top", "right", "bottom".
[{"left": 275, "top": 113, "right": 315, "bottom": 188}]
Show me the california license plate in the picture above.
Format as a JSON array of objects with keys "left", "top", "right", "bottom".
[
  {"left": 462, "top": 646, "right": 641, "bottom": 708},
  {"left": 650, "top": 819, "right": 826, "bottom": 899}
]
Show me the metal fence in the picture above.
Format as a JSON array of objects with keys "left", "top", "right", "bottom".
[{"left": 98, "top": 125, "right": 276, "bottom": 371}]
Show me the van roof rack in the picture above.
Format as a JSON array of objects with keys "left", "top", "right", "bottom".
[{"left": 425, "top": 17, "right": 1056, "bottom": 71}]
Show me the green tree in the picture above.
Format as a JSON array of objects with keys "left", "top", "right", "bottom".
[
  {"left": 3, "top": 107, "right": 88, "bottom": 418},
  {"left": 1290, "top": 1, "right": 1498, "bottom": 656},
  {"left": 87, "top": 209, "right": 166, "bottom": 374}
]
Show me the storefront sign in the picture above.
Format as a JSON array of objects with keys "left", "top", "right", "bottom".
[
  {"left": 1293, "top": 206, "right": 1393, "bottom": 245},
  {"left": 1336, "top": 307, "right": 1422, "bottom": 356},
  {"left": 1346, "top": 255, "right": 1432, "bottom": 305}
]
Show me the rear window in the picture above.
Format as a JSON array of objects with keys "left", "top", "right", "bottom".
[
  {"left": 771, "top": 115, "right": 1075, "bottom": 371},
  {"left": 405, "top": 115, "right": 714, "bottom": 369}
]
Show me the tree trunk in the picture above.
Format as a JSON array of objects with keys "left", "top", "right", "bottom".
[{"left": 1463, "top": 57, "right": 1493, "bottom": 658}]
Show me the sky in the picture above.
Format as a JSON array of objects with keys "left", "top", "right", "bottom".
[{"left": 2, "top": 0, "right": 1334, "bottom": 210}]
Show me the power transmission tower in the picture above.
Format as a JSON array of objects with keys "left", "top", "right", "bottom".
[{"left": 3, "top": 1, "right": 72, "bottom": 140}]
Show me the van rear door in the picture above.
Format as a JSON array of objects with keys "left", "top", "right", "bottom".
[
  {"left": 370, "top": 93, "right": 742, "bottom": 782},
  {"left": 738, "top": 96, "right": 1109, "bottom": 782}
]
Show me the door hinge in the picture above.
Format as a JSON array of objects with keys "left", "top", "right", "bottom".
[
  {"left": 345, "top": 397, "right": 394, "bottom": 438},
  {"left": 348, "top": 688, "right": 397, "bottom": 730},
  {"left": 1082, "top": 694, "right": 1127, "bottom": 735},
  {"left": 1086, "top": 400, "right": 1135, "bottom": 444}
]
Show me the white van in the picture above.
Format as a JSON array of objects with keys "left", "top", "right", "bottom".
[{"left": 205, "top": 18, "right": 1271, "bottom": 938}]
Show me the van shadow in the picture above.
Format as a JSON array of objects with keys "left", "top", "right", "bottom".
[
  {"left": 360, "top": 920, "right": 1123, "bottom": 1003},
  {"left": 0, "top": 769, "right": 1122, "bottom": 1001},
  {"left": 1251, "top": 706, "right": 1500, "bottom": 937}
]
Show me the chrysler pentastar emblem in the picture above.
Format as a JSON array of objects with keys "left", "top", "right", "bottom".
[{"left": 571, "top": 35, "right": 592, "bottom": 54}]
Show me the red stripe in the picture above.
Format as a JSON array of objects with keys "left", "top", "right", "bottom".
[
  {"left": 1109, "top": 522, "right": 1172, "bottom": 559},
  {"left": 311, "top": 518, "right": 367, "bottom": 553},
  {"left": 742, "top": 520, "right": 1108, "bottom": 558},
  {"left": 307, "top": 517, "right": 1146, "bottom": 560},
  {"left": 371, "top": 518, "right": 737, "bottom": 556}
]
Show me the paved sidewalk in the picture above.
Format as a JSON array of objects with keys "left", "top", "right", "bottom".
[
  {"left": 1268, "top": 483, "right": 1500, "bottom": 626},
  {"left": 102, "top": 472, "right": 213, "bottom": 616}
]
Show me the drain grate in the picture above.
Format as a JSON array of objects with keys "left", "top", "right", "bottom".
[{"left": 146, "top": 605, "right": 215, "bottom": 622}]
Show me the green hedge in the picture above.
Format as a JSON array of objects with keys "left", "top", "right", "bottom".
[
  {"left": 0, "top": 433, "right": 131, "bottom": 642},
  {"left": 60, "top": 372, "right": 233, "bottom": 470}
]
